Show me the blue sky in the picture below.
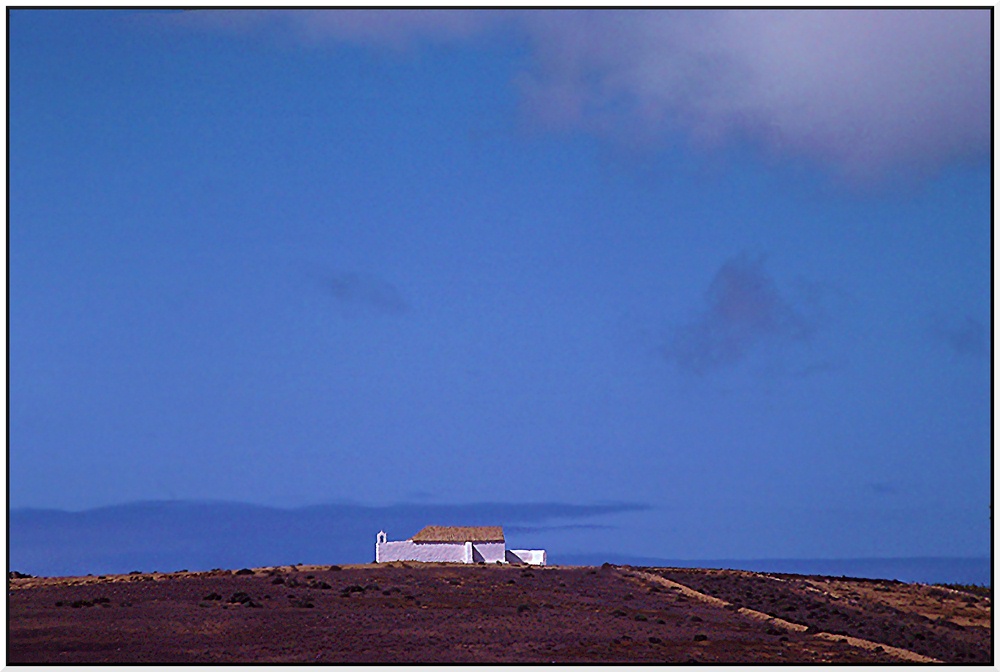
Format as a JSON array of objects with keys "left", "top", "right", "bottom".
[{"left": 9, "top": 9, "right": 992, "bottom": 561}]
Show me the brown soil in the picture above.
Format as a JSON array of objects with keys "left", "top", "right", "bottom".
[{"left": 7, "top": 563, "right": 991, "bottom": 664}]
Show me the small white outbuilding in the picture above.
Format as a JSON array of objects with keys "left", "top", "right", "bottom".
[{"left": 375, "top": 526, "right": 546, "bottom": 565}]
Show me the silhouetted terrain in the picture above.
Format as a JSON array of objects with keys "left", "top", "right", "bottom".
[{"left": 560, "top": 554, "right": 992, "bottom": 586}]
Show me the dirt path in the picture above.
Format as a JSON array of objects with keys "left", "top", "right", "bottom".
[{"left": 625, "top": 569, "right": 940, "bottom": 663}]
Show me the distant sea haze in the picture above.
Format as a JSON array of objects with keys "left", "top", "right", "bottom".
[{"left": 9, "top": 501, "right": 990, "bottom": 587}]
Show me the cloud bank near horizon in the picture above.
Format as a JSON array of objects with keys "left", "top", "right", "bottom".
[{"left": 178, "top": 9, "right": 990, "bottom": 180}]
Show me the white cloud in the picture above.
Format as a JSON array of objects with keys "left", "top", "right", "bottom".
[
  {"left": 517, "top": 10, "right": 990, "bottom": 179},
  {"left": 181, "top": 9, "right": 991, "bottom": 179}
]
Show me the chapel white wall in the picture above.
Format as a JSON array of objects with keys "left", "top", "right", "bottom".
[
  {"left": 376, "top": 540, "right": 470, "bottom": 563},
  {"left": 472, "top": 542, "right": 506, "bottom": 563}
]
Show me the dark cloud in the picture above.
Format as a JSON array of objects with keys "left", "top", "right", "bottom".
[
  {"left": 664, "top": 254, "right": 815, "bottom": 375},
  {"left": 327, "top": 272, "right": 409, "bottom": 315},
  {"left": 794, "top": 360, "right": 842, "bottom": 378},
  {"left": 180, "top": 10, "right": 990, "bottom": 180},
  {"left": 10, "top": 500, "right": 649, "bottom": 575},
  {"left": 505, "top": 523, "right": 615, "bottom": 534},
  {"left": 869, "top": 481, "right": 897, "bottom": 496},
  {"left": 929, "top": 315, "right": 988, "bottom": 358}
]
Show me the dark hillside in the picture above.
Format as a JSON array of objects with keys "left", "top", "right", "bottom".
[{"left": 8, "top": 563, "right": 990, "bottom": 664}]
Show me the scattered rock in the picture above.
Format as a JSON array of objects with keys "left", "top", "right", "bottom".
[
  {"left": 228, "top": 592, "right": 254, "bottom": 605},
  {"left": 694, "top": 634, "right": 708, "bottom": 642}
]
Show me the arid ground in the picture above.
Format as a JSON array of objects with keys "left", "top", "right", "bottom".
[{"left": 7, "top": 563, "right": 991, "bottom": 664}]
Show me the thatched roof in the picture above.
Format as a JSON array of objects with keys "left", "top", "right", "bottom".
[{"left": 410, "top": 526, "right": 504, "bottom": 543}]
